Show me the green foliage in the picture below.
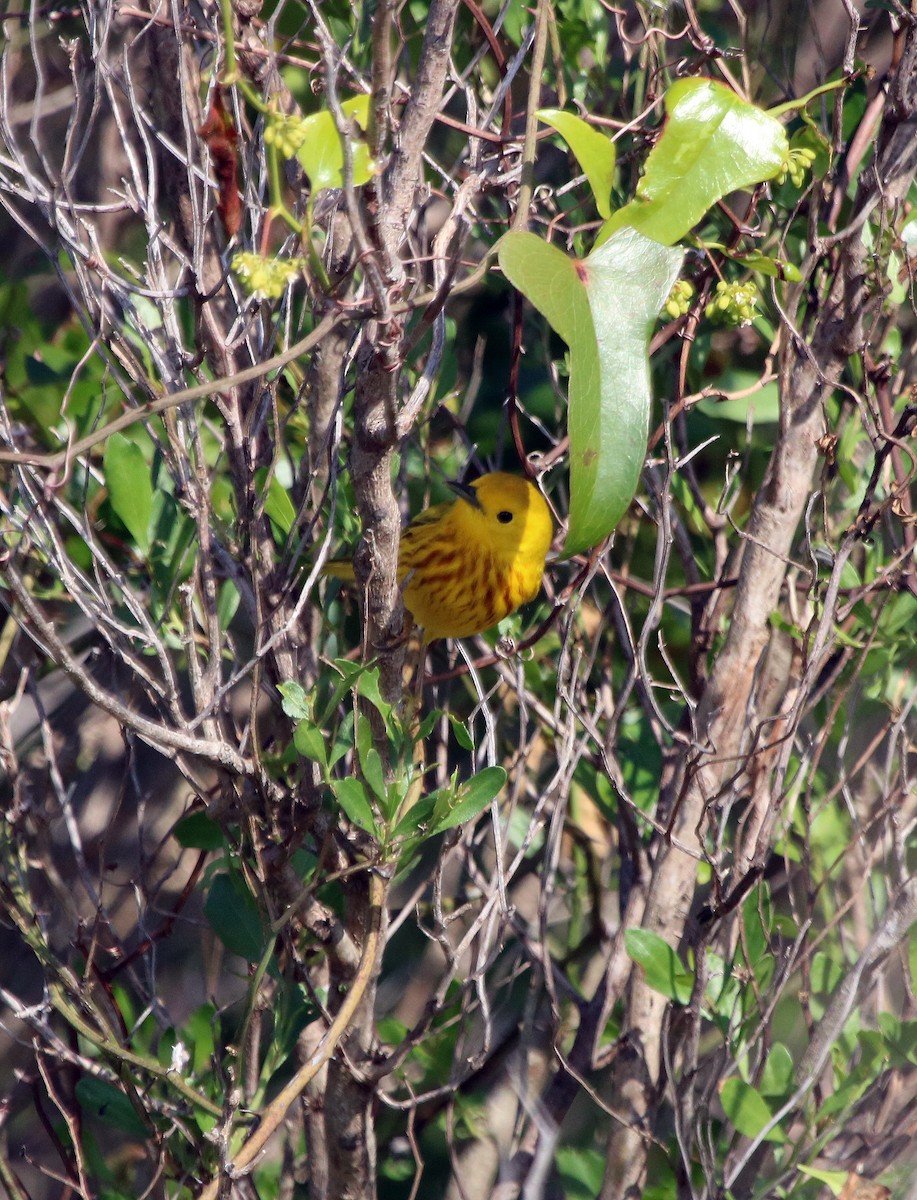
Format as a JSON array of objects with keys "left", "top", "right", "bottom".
[
  {"left": 600, "top": 78, "right": 788, "bottom": 246},
  {"left": 205, "top": 871, "right": 269, "bottom": 961},
  {"left": 1, "top": 4, "right": 914, "bottom": 1200},
  {"left": 74, "top": 1077, "right": 150, "bottom": 1138},
  {"left": 625, "top": 928, "right": 694, "bottom": 1004},
  {"left": 499, "top": 227, "right": 682, "bottom": 553},
  {"left": 537, "top": 108, "right": 616, "bottom": 218},
  {"left": 719, "top": 1077, "right": 785, "bottom": 1142},
  {"left": 103, "top": 433, "right": 155, "bottom": 554}
]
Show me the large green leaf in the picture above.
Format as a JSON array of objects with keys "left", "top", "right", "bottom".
[
  {"left": 537, "top": 108, "right": 616, "bottom": 219},
  {"left": 173, "top": 811, "right": 224, "bottom": 850},
  {"left": 296, "top": 95, "right": 374, "bottom": 195},
  {"left": 624, "top": 928, "right": 694, "bottom": 1004},
  {"left": 720, "top": 1078, "right": 785, "bottom": 1142},
  {"left": 205, "top": 872, "right": 267, "bottom": 961},
  {"left": 499, "top": 228, "right": 682, "bottom": 554},
  {"left": 75, "top": 1077, "right": 149, "bottom": 1138},
  {"left": 103, "top": 433, "right": 154, "bottom": 554},
  {"left": 600, "top": 78, "right": 789, "bottom": 246}
]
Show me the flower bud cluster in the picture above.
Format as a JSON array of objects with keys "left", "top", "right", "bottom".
[
  {"left": 705, "top": 280, "right": 759, "bottom": 328},
  {"left": 775, "top": 146, "right": 817, "bottom": 189},
  {"left": 232, "top": 252, "right": 305, "bottom": 300},
  {"left": 264, "top": 115, "right": 310, "bottom": 160},
  {"left": 663, "top": 279, "right": 695, "bottom": 320}
]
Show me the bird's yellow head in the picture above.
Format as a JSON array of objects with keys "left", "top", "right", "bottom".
[{"left": 450, "top": 471, "right": 554, "bottom": 567}]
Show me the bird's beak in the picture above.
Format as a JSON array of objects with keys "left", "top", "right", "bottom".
[{"left": 448, "top": 479, "right": 482, "bottom": 509}]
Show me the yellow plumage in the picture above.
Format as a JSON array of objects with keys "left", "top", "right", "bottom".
[{"left": 324, "top": 472, "right": 553, "bottom": 640}]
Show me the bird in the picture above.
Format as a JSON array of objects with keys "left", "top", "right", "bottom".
[{"left": 323, "top": 471, "right": 554, "bottom": 640}]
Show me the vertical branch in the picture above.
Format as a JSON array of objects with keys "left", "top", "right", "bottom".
[
  {"left": 600, "top": 14, "right": 917, "bottom": 1199},
  {"left": 348, "top": 0, "right": 463, "bottom": 701}
]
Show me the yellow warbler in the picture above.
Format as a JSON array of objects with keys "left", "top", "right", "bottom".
[{"left": 324, "top": 472, "right": 553, "bottom": 640}]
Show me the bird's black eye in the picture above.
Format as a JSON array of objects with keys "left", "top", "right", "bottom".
[{"left": 497, "top": 510, "right": 513, "bottom": 524}]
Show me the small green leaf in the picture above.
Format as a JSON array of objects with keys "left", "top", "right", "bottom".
[
  {"left": 103, "top": 433, "right": 154, "bottom": 554},
  {"left": 729, "top": 249, "right": 802, "bottom": 281},
  {"left": 355, "top": 711, "right": 374, "bottom": 773},
  {"left": 447, "top": 713, "right": 475, "bottom": 751},
  {"left": 293, "top": 720, "right": 329, "bottom": 769},
  {"left": 173, "top": 811, "right": 224, "bottom": 850},
  {"left": 360, "top": 746, "right": 387, "bottom": 806},
  {"left": 205, "top": 873, "right": 267, "bottom": 961},
  {"left": 759, "top": 1043, "right": 794, "bottom": 1097},
  {"left": 810, "top": 950, "right": 844, "bottom": 1020},
  {"left": 278, "top": 681, "right": 311, "bottom": 721},
  {"left": 720, "top": 1078, "right": 784, "bottom": 1142},
  {"left": 796, "top": 1165, "right": 849, "bottom": 1195},
  {"left": 317, "top": 659, "right": 367, "bottom": 727},
  {"left": 600, "top": 77, "right": 789, "bottom": 246},
  {"left": 879, "top": 591, "right": 917, "bottom": 636},
  {"left": 217, "top": 580, "right": 240, "bottom": 629},
  {"left": 415, "top": 710, "right": 438, "bottom": 742},
  {"left": 390, "top": 794, "right": 437, "bottom": 843},
  {"left": 25, "top": 354, "right": 65, "bottom": 386},
  {"left": 185, "top": 1003, "right": 217, "bottom": 1075},
  {"left": 75, "top": 1077, "right": 149, "bottom": 1138},
  {"left": 355, "top": 666, "right": 393, "bottom": 721},
  {"left": 624, "top": 928, "right": 694, "bottom": 1004},
  {"left": 555, "top": 1146, "right": 607, "bottom": 1198},
  {"left": 431, "top": 766, "right": 506, "bottom": 834},
  {"left": 537, "top": 107, "right": 616, "bottom": 219},
  {"left": 331, "top": 777, "right": 379, "bottom": 836},
  {"left": 256, "top": 470, "right": 297, "bottom": 538},
  {"left": 297, "top": 95, "right": 375, "bottom": 195}
]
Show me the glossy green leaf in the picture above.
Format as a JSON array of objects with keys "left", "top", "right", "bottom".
[
  {"left": 600, "top": 78, "right": 789, "bottom": 246},
  {"left": 720, "top": 1078, "right": 784, "bottom": 1142},
  {"left": 431, "top": 765, "right": 506, "bottom": 833},
  {"left": 537, "top": 107, "right": 616, "bottom": 219},
  {"left": 103, "top": 433, "right": 153, "bottom": 554},
  {"left": 499, "top": 227, "right": 682, "bottom": 554},
  {"left": 297, "top": 95, "right": 374, "bottom": 195},
  {"left": 624, "top": 928, "right": 694, "bottom": 1004},
  {"left": 573, "top": 230, "right": 684, "bottom": 550}
]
